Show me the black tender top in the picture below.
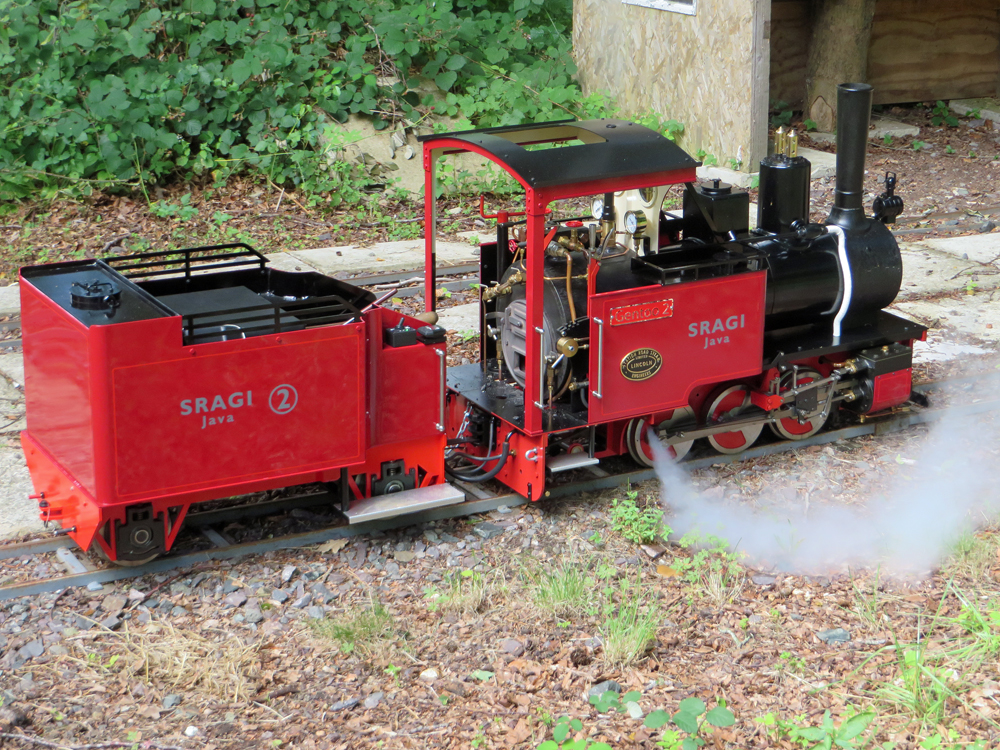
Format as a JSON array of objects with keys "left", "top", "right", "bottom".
[{"left": 418, "top": 119, "right": 698, "bottom": 189}]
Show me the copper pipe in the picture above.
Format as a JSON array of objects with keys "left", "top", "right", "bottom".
[{"left": 565, "top": 253, "right": 577, "bottom": 322}]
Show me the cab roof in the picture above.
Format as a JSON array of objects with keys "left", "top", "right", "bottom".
[{"left": 418, "top": 119, "right": 698, "bottom": 190}]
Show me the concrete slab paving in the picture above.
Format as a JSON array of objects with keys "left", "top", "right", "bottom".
[
  {"left": 0, "top": 352, "right": 25, "bottom": 390},
  {"left": 0, "top": 373, "right": 38, "bottom": 539},
  {"left": 918, "top": 233, "right": 1000, "bottom": 265},
  {"left": 897, "top": 244, "right": 999, "bottom": 300},
  {"left": 892, "top": 293, "right": 1000, "bottom": 347},
  {"left": 0, "top": 445, "right": 41, "bottom": 538},
  {"left": 287, "top": 239, "right": 477, "bottom": 276},
  {"left": 0, "top": 284, "right": 20, "bottom": 316},
  {"left": 436, "top": 302, "right": 479, "bottom": 334},
  {"left": 950, "top": 98, "right": 1000, "bottom": 123}
]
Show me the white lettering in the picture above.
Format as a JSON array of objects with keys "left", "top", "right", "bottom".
[
  {"left": 688, "top": 323, "right": 698, "bottom": 337},
  {"left": 195, "top": 397, "right": 208, "bottom": 414},
  {"left": 180, "top": 399, "right": 192, "bottom": 416},
  {"left": 210, "top": 395, "right": 226, "bottom": 411},
  {"left": 228, "top": 392, "right": 244, "bottom": 408}
]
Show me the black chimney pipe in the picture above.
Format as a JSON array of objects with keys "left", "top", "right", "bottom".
[{"left": 828, "top": 82, "right": 873, "bottom": 228}]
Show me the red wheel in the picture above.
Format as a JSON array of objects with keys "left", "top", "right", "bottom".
[
  {"left": 705, "top": 385, "right": 762, "bottom": 455},
  {"left": 625, "top": 408, "right": 694, "bottom": 467},
  {"left": 769, "top": 368, "right": 828, "bottom": 440}
]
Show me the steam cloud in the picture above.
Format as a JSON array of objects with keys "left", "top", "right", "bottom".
[{"left": 650, "top": 401, "right": 1000, "bottom": 574}]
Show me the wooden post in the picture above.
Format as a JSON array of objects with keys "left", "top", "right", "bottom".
[{"left": 805, "top": 0, "right": 877, "bottom": 132}]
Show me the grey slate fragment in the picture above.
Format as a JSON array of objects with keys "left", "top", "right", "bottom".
[
  {"left": 18, "top": 640, "right": 43, "bottom": 660},
  {"left": 306, "top": 606, "right": 325, "bottom": 619},
  {"left": 331, "top": 697, "right": 360, "bottom": 711},
  {"left": 271, "top": 589, "right": 289, "bottom": 603},
  {"left": 99, "top": 615, "right": 122, "bottom": 631},
  {"left": 363, "top": 692, "right": 383, "bottom": 709},
  {"left": 292, "top": 593, "right": 312, "bottom": 609},
  {"left": 588, "top": 680, "right": 622, "bottom": 699},
  {"left": 281, "top": 565, "right": 297, "bottom": 584},
  {"left": 473, "top": 522, "right": 504, "bottom": 540},
  {"left": 163, "top": 694, "right": 182, "bottom": 709},
  {"left": 751, "top": 575, "right": 777, "bottom": 586},
  {"left": 223, "top": 591, "right": 248, "bottom": 609},
  {"left": 244, "top": 601, "right": 264, "bottom": 625},
  {"left": 817, "top": 627, "right": 851, "bottom": 644}
]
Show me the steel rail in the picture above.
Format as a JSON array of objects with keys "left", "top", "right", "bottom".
[{"left": 2, "top": 395, "right": 999, "bottom": 601}]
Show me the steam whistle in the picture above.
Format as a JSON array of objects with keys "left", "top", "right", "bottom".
[{"left": 873, "top": 172, "right": 904, "bottom": 224}]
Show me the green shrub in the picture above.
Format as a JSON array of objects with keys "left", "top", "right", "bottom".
[{"left": 0, "top": 0, "right": 576, "bottom": 200}]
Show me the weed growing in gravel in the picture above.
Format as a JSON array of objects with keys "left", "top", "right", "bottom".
[
  {"left": 851, "top": 569, "right": 884, "bottom": 632},
  {"left": 757, "top": 708, "right": 875, "bottom": 749},
  {"left": 610, "top": 488, "right": 668, "bottom": 545},
  {"left": 672, "top": 533, "right": 744, "bottom": 606},
  {"left": 424, "top": 569, "right": 503, "bottom": 617},
  {"left": 946, "top": 585, "right": 1000, "bottom": 660},
  {"left": 532, "top": 562, "right": 593, "bottom": 619},
  {"left": 946, "top": 529, "right": 1000, "bottom": 579},
  {"left": 311, "top": 599, "right": 394, "bottom": 657},
  {"left": 599, "top": 577, "right": 660, "bottom": 668},
  {"left": 875, "top": 641, "right": 962, "bottom": 727}
]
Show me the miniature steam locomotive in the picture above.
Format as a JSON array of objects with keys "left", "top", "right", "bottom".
[{"left": 19, "top": 83, "right": 925, "bottom": 562}]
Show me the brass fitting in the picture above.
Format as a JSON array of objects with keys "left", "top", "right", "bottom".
[{"left": 481, "top": 269, "right": 525, "bottom": 302}]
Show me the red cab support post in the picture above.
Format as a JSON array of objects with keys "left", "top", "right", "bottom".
[
  {"left": 523, "top": 188, "right": 548, "bottom": 435},
  {"left": 423, "top": 148, "right": 438, "bottom": 313}
]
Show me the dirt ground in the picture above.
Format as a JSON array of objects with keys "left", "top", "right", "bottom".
[{"left": 2, "top": 102, "right": 1000, "bottom": 750}]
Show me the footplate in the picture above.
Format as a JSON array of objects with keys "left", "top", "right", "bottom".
[{"left": 343, "top": 483, "right": 465, "bottom": 524}]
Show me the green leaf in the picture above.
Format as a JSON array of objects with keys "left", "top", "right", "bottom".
[
  {"left": 470, "top": 670, "right": 494, "bottom": 681},
  {"left": 797, "top": 727, "right": 827, "bottom": 741},
  {"left": 590, "top": 744, "right": 613, "bottom": 750},
  {"left": 678, "top": 698, "right": 706, "bottom": 716},
  {"left": 445, "top": 54, "right": 466, "bottom": 71},
  {"left": 185, "top": 120, "right": 203, "bottom": 136},
  {"left": 681, "top": 739, "right": 700, "bottom": 750},
  {"left": 435, "top": 70, "right": 458, "bottom": 91},
  {"left": 553, "top": 723, "right": 569, "bottom": 742},
  {"left": 230, "top": 59, "right": 253, "bottom": 86},
  {"left": 537, "top": 743, "right": 558, "bottom": 750},
  {"left": 838, "top": 712, "right": 875, "bottom": 740},
  {"left": 620, "top": 691, "right": 642, "bottom": 704},
  {"left": 644, "top": 709, "right": 670, "bottom": 729},
  {"left": 705, "top": 706, "right": 735, "bottom": 728},
  {"left": 672, "top": 711, "right": 700, "bottom": 735}
]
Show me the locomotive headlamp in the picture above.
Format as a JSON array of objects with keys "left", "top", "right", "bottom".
[
  {"left": 623, "top": 210, "right": 647, "bottom": 236},
  {"left": 591, "top": 197, "right": 604, "bottom": 220}
]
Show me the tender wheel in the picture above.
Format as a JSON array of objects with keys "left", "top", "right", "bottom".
[
  {"left": 705, "top": 385, "right": 763, "bottom": 455},
  {"left": 625, "top": 408, "right": 695, "bottom": 467},
  {"left": 93, "top": 542, "right": 160, "bottom": 567},
  {"left": 769, "top": 368, "right": 828, "bottom": 441}
]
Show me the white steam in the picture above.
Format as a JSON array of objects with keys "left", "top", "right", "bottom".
[{"left": 650, "top": 407, "right": 1000, "bottom": 574}]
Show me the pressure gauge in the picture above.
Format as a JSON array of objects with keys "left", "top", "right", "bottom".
[
  {"left": 624, "top": 210, "right": 647, "bottom": 236},
  {"left": 591, "top": 197, "right": 604, "bottom": 220}
]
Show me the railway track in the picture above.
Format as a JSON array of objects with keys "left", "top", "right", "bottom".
[{"left": 0, "top": 376, "right": 995, "bottom": 601}]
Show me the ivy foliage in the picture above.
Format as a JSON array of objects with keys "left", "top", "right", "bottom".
[{"left": 0, "top": 0, "right": 577, "bottom": 201}]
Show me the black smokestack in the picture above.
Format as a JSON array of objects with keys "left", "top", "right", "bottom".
[{"left": 829, "top": 82, "right": 873, "bottom": 228}]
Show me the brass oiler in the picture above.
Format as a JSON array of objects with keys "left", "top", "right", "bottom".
[{"left": 556, "top": 336, "right": 579, "bottom": 357}]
